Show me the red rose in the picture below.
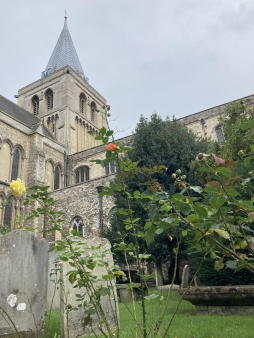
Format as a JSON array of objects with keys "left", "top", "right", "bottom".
[{"left": 107, "top": 143, "right": 117, "bottom": 152}]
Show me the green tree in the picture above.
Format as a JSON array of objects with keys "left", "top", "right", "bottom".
[{"left": 104, "top": 113, "right": 210, "bottom": 279}]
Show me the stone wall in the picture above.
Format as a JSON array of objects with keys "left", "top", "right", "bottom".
[
  {"left": 46, "top": 175, "right": 115, "bottom": 241},
  {"left": 179, "top": 93, "right": 254, "bottom": 140}
]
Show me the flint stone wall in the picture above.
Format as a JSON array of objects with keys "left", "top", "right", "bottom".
[
  {"left": 60, "top": 236, "right": 119, "bottom": 338},
  {"left": 0, "top": 230, "right": 49, "bottom": 337}
]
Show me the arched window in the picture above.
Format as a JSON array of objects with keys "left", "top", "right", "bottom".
[
  {"left": 70, "top": 217, "right": 84, "bottom": 236},
  {"left": 215, "top": 125, "right": 224, "bottom": 143},
  {"left": 105, "top": 161, "right": 115, "bottom": 175},
  {"left": 54, "top": 166, "right": 60, "bottom": 190},
  {"left": 11, "top": 149, "right": 20, "bottom": 180},
  {"left": 46, "top": 89, "right": 53, "bottom": 111},
  {"left": 80, "top": 93, "right": 86, "bottom": 114},
  {"left": 75, "top": 166, "right": 89, "bottom": 184},
  {"left": 90, "top": 102, "right": 96, "bottom": 122},
  {"left": 32, "top": 95, "right": 39, "bottom": 115},
  {"left": 3, "top": 197, "right": 13, "bottom": 229}
]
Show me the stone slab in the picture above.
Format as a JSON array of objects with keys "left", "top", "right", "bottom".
[
  {"left": 60, "top": 236, "right": 119, "bottom": 338},
  {"left": 0, "top": 230, "right": 49, "bottom": 337}
]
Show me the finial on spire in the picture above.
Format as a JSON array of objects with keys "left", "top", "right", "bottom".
[{"left": 64, "top": 8, "right": 67, "bottom": 20}]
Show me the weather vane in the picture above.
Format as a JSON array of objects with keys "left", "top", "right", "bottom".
[{"left": 64, "top": 8, "right": 67, "bottom": 19}]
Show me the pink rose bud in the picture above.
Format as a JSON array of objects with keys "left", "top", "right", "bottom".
[{"left": 212, "top": 153, "right": 225, "bottom": 164}]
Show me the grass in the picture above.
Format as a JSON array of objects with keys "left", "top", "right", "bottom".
[{"left": 45, "top": 290, "right": 254, "bottom": 338}]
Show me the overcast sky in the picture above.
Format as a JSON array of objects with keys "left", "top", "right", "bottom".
[{"left": 1, "top": 0, "right": 254, "bottom": 138}]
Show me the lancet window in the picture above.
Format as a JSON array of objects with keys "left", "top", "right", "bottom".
[
  {"left": 32, "top": 96, "right": 39, "bottom": 116},
  {"left": 70, "top": 217, "right": 84, "bottom": 236},
  {"left": 91, "top": 102, "right": 96, "bottom": 122},
  {"left": 3, "top": 197, "right": 13, "bottom": 229},
  {"left": 80, "top": 93, "right": 86, "bottom": 114},
  {"left": 75, "top": 166, "right": 89, "bottom": 184},
  {"left": 46, "top": 89, "right": 53, "bottom": 111},
  {"left": 54, "top": 166, "right": 60, "bottom": 190},
  {"left": 105, "top": 161, "right": 115, "bottom": 175},
  {"left": 215, "top": 125, "right": 224, "bottom": 143},
  {"left": 11, "top": 149, "right": 20, "bottom": 181}
]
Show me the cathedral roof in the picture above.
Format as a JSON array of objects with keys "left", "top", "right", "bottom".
[
  {"left": 0, "top": 94, "right": 40, "bottom": 127},
  {"left": 42, "top": 17, "right": 88, "bottom": 82},
  {"left": 0, "top": 95, "right": 55, "bottom": 140}
]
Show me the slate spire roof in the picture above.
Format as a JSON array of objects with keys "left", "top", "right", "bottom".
[{"left": 42, "top": 16, "right": 88, "bottom": 82}]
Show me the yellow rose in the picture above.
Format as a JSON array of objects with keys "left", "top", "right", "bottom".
[{"left": 10, "top": 178, "right": 26, "bottom": 197}]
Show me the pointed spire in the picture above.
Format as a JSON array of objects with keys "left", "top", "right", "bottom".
[{"left": 42, "top": 17, "right": 89, "bottom": 82}]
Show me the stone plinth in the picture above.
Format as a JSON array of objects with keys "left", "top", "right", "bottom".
[{"left": 179, "top": 285, "right": 254, "bottom": 315}]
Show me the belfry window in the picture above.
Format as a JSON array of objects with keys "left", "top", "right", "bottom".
[
  {"left": 54, "top": 166, "right": 60, "bottom": 190},
  {"left": 91, "top": 102, "right": 96, "bottom": 122},
  {"left": 105, "top": 161, "right": 115, "bottom": 175},
  {"left": 46, "top": 89, "right": 53, "bottom": 111},
  {"left": 215, "top": 125, "right": 224, "bottom": 143},
  {"left": 32, "top": 96, "right": 39, "bottom": 115},
  {"left": 80, "top": 93, "right": 86, "bottom": 114},
  {"left": 75, "top": 166, "right": 89, "bottom": 184},
  {"left": 70, "top": 217, "right": 84, "bottom": 236},
  {"left": 11, "top": 149, "right": 20, "bottom": 181}
]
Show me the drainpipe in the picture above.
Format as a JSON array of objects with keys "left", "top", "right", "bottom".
[{"left": 96, "top": 186, "right": 103, "bottom": 233}]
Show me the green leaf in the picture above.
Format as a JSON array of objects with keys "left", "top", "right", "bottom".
[
  {"left": 216, "top": 167, "right": 231, "bottom": 177},
  {"left": 182, "top": 230, "right": 188, "bottom": 237},
  {"left": 99, "top": 127, "right": 107, "bottom": 135},
  {"left": 213, "top": 229, "right": 230, "bottom": 240},
  {"left": 145, "top": 225, "right": 156, "bottom": 245},
  {"left": 148, "top": 205, "right": 159, "bottom": 221},
  {"left": 197, "top": 167, "right": 213, "bottom": 173},
  {"left": 155, "top": 228, "right": 164, "bottom": 235},
  {"left": 186, "top": 214, "right": 200, "bottom": 223},
  {"left": 209, "top": 196, "right": 227, "bottom": 209},
  {"left": 105, "top": 130, "right": 114, "bottom": 136},
  {"left": 189, "top": 186, "right": 203, "bottom": 194},
  {"left": 144, "top": 293, "right": 159, "bottom": 301},
  {"left": 226, "top": 260, "right": 237, "bottom": 270},
  {"left": 194, "top": 203, "right": 208, "bottom": 219},
  {"left": 180, "top": 203, "right": 191, "bottom": 216},
  {"left": 241, "top": 119, "right": 254, "bottom": 130},
  {"left": 224, "top": 188, "right": 239, "bottom": 197},
  {"left": 154, "top": 192, "right": 168, "bottom": 201}
]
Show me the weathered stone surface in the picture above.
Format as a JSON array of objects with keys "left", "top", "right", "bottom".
[
  {"left": 180, "top": 265, "right": 190, "bottom": 289},
  {"left": 158, "top": 284, "right": 179, "bottom": 291},
  {"left": 60, "top": 236, "right": 119, "bottom": 338},
  {"left": 46, "top": 250, "right": 61, "bottom": 311},
  {"left": 116, "top": 284, "right": 133, "bottom": 302},
  {"left": 179, "top": 285, "right": 254, "bottom": 315},
  {"left": 0, "top": 230, "right": 49, "bottom": 337}
]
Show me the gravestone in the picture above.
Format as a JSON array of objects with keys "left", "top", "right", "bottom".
[
  {"left": 0, "top": 230, "right": 49, "bottom": 337},
  {"left": 60, "top": 236, "right": 119, "bottom": 338},
  {"left": 180, "top": 265, "right": 190, "bottom": 289},
  {"left": 194, "top": 276, "right": 201, "bottom": 287}
]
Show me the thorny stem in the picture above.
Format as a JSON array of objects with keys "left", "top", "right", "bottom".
[
  {"left": 0, "top": 306, "right": 21, "bottom": 338},
  {"left": 153, "top": 231, "right": 181, "bottom": 337},
  {"left": 161, "top": 253, "right": 209, "bottom": 338}
]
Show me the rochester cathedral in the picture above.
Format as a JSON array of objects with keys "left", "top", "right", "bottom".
[{"left": 1, "top": 17, "right": 254, "bottom": 242}]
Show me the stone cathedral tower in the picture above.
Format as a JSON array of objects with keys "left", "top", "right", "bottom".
[{"left": 17, "top": 16, "right": 108, "bottom": 154}]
